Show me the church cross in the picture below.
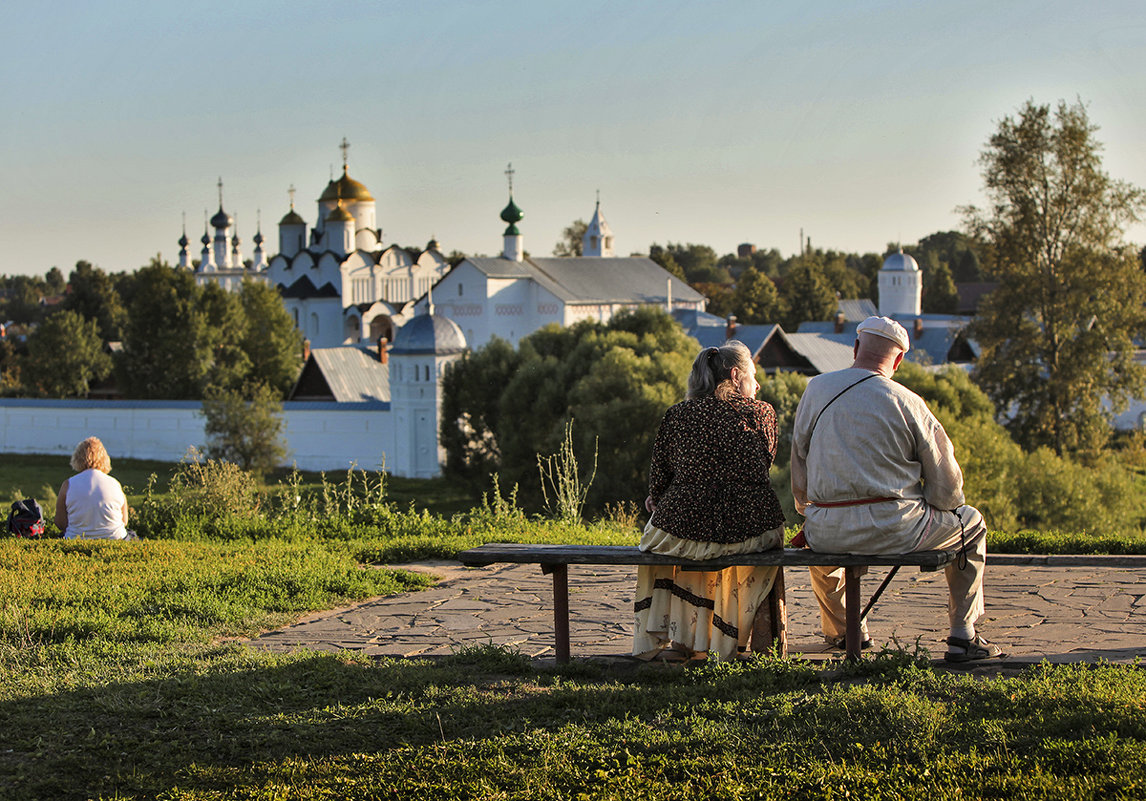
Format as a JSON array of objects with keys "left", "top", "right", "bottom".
[
  {"left": 505, "top": 162, "right": 514, "bottom": 194},
  {"left": 340, "top": 137, "right": 350, "bottom": 169},
  {"left": 217, "top": 177, "right": 224, "bottom": 208},
  {"left": 288, "top": 183, "right": 296, "bottom": 209}
]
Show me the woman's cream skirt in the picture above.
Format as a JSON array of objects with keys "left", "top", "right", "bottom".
[{"left": 633, "top": 522, "right": 783, "bottom": 661}]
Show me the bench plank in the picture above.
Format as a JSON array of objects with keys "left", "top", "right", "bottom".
[{"left": 459, "top": 543, "right": 957, "bottom": 571}]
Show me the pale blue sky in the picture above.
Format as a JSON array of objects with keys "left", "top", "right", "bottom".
[{"left": 2, "top": 1, "right": 1144, "bottom": 276}]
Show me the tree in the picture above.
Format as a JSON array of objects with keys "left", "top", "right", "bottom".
[
  {"left": 779, "top": 261, "right": 837, "bottom": 330},
  {"left": 3, "top": 275, "right": 44, "bottom": 325},
  {"left": 63, "top": 261, "right": 127, "bottom": 342},
  {"left": 199, "top": 282, "right": 251, "bottom": 393},
  {"left": 553, "top": 219, "right": 588, "bottom": 257},
  {"left": 963, "top": 99, "right": 1146, "bottom": 456},
  {"left": 441, "top": 308, "right": 697, "bottom": 512},
  {"left": 922, "top": 260, "right": 958, "bottom": 314},
  {"left": 648, "top": 245, "right": 686, "bottom": 281},
  {"left": 117, "top": 259, "right": 210, "bottom": 398},
  {"left": 44, "top": 267, "right": 66, "bottom": 296},
  {"left": 732, "top": 268, "right": 782, "bottom": 324},
  {"left": 440, "top": 336, "right": 521, "bottom": 483},
  {"left": 201, "top": 382, "right": 288, "bottom": 478},
  {"left": 237, "top": 280, "right": 303, "bottom": 397},
  {"left": 20, "top": 309, "right": 112, "bottom": 397}
]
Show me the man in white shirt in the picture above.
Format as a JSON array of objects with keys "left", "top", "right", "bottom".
[{"left": 790, "top": 316, "right": 1001, "bottom": 663}]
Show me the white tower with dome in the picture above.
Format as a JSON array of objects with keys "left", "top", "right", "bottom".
[
  {"left": 878, "top": 247, "right": 922, "bottom": 318},
  {"left": 387, "top": 301, "right": 468, "bottom": 478}
]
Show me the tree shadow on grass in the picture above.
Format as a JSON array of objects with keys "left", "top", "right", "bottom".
[{"left": 0, "top": 645, "right": 819, "bottom": 800}]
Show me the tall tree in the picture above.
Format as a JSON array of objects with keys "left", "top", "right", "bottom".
[
  {"left": 963, "top": 99, "right": 1146, "bottom": 455},
  {"left": 237, "top": 279, "right": 303, "bottom": 397},
  {"left": 732, "top": 267, "right": 782, "bottom": 324},
  {"left": 63, "top": 261, "right": 127, "bottom": 342},
  {"left": 20, "top": 309, "right": 112, "bottom": 397},
  {"left": 553, "top": 219, "right": 588, "bottom": 257},
  {"left": 117, "top": 259, "right": 210, "bottom": 398},
  {"left": 779, "top": 261, "right": 837, "bottom": 330},
  {"left": 199, "top": 281, "right": 251, "bottom": 393}
]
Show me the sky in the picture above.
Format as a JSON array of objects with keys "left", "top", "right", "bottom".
[{"left": 2, "top": 0, "right": 1145, "bottom": 277}]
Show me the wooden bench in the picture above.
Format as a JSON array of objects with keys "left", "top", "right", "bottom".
[{"left": 457, "top": 543, "right": 958, "bottom": 662}]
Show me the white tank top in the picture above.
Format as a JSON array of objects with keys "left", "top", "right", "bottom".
[{"left": 64, "top": 469, "right": 128, "bottom": 540}]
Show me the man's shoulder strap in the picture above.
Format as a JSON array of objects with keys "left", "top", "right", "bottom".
[{"left": 808, "top": 372, "right": 881, "bottom": 440}]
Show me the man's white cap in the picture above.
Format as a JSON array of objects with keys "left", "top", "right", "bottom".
[{"left": 856, "top": 316, "right": 910, "bottom": 352}]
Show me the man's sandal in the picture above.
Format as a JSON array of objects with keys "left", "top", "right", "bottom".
[
  {"left": 944, "top": 634, "right": 1003, "bottom": 663},
  {"left": 826, "top": 635, "right": 874, "bottom": 651}
]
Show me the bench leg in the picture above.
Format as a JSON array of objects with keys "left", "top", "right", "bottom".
[
  {"left": 844, "top": 565, "right": 863, "bottom": 661},
  {"left": 751, "top": 567, "right": 787, "bottom": 657},
  {"left": 542, "top": 563, "right": 570, "bottom": 664}
]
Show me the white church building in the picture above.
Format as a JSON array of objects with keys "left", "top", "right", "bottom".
[{"left": 141, "top": 147, "right": 706, "bottom": 477}]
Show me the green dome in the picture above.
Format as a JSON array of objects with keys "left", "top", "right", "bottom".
[{"left": 500, "top": 195, "right": 523, "bottom": 225}]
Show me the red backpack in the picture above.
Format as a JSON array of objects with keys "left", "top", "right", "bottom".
[{"left": 7, "top": 499, "right": 45, "bottom": 538}]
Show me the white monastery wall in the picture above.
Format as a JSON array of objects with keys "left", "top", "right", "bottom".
[{"left": 0, "top": 400, "right": 398, "bottom": 473}]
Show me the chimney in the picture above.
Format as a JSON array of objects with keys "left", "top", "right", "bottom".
[
  {"left": 913, "top": 318, "right": 924, "bottom": 339},
  {"left": 725, "top": 315, "right": 738, "bottom": 341},
  {"left": 302, "top": 338, "right": 311, "bottom": 363},
  {"left": 378, "top": 336, "right": 389, "bottom": 365},
  {"left": 834, "top": 312, "right": 845, "bottom": 334}
]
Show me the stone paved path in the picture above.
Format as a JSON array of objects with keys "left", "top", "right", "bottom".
[{"left": 249, "top": 561, "right": 1146, "bottom": 667}]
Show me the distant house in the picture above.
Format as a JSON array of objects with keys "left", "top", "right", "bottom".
[{"left": 289, "top": 345, "right": 390, "bottom": 403}]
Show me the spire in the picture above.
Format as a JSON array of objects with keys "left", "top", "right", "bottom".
[
  {"left": 500, "top": 162, "right": 524, "bottom": 261},
  {"left": 177, "top": 212, "right": 190, "bottom": 269},
  {"left": 583, "top": 192, "right": 614, "bottom": 257}
]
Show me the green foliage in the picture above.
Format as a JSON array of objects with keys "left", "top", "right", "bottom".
[
  {"left": 553, "top": 218, "right": 587, "bottom": 256},
  {"left": 443, "top": 307, "right": 696, "bottom": 513},
  {"left": 647, "top": 243, "right": 687, "bottom": 281},
  {"left": 756, "top": 369, "right": 808, "bottom": 468},
  {"left": 117, "top": 258, "right": 211, "bottom": 398},
  {"left": 238, "top": 279, "right": 304, "bottom": 396},
  {"left": 19, "top": 309, "right": 112, "bottom": 397},
  {"left": 964, "top": 99, "right": 1146, "bottom": 456},
  {"left": 731, "top": 267, "right": 782, "bottom": 323},
  {"left": 201, "top": 384, "right": 288, "bottom": 477},
  {"left": 61, "top": 260, "right": 127, "bottom": 341},
  {"left": 780, "top": 260, "right": 837, "bottom": 329},
  {"left": 439, "top": 336, "right": 521, "bottom": 483}
]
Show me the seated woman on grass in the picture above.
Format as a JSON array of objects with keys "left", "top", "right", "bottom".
[
  {"left": 633, "top": 341, "right": 786, "bottom": 662},
  {"left": 55, "top": 436, "right": 133, "bottom": 540}
]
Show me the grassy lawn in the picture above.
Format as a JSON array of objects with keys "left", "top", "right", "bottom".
[
  {"left": 2, "top": 531, "right": 1145, "bottom": 798},
  {"left": 2, "top": 460, "right": 1146, "bottom": 798}
]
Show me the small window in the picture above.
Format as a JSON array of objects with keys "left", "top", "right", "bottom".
[
  {"left": 424, "top": 364, "right": 430, "bottom": 381},
  {"left": 590, "top": 236, "right": 598, "bottom": 249},
  {"left": 458, "top": 283, "right": 463, "bottom": 296}
]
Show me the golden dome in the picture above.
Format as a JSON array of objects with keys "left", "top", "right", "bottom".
[{"left": 320, "top": 166, "right": 374, "bottom": 202}]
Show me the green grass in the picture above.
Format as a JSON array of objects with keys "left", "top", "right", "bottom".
[
  {"left": 3, "top": 460, "right": 1146, "bottom": 798},
  {"left": 0, "top": 453, "right": 483, "bottom": 518}
]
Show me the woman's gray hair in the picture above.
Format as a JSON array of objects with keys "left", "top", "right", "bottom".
[{"left": 686, "top": 340, "right": 754, "bottom": 400}]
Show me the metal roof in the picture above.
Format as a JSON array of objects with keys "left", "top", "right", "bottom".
[
  {"left": 463, "top": 256, "right": 703, "bottom": 306},
  {"left": 294, "top": 346, "right": 390, "bottom": 403},
  {"left": 837, "top": 298, "right": 878, "bottom": 322},
  {"left": 782, "top": 333, "right": 856, "bottom": 374}
]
